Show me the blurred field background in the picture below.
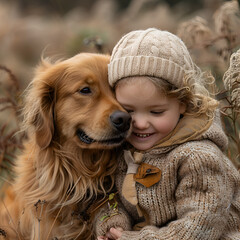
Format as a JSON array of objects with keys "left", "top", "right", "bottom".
[{"left": 0, "top": 0, "right": 240, "bottom": 187}]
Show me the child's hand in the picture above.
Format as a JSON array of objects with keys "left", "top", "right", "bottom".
[
  {"left": 97, "top": 227, "right": 123, "bottom": 240},
  {"left": 108, "top": 227, "right": 123, "bottom": 239}
]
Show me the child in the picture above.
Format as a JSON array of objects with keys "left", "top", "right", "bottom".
[{"left": 94, "top": 28, "right": 240, "bottom": 240}]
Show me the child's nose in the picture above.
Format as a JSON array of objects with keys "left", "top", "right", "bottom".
[{"left": 132, "top": 115, "right": 149, "bottom": 129}]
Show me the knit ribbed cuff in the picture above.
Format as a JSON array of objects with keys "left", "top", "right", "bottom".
[
  {"left": 120, "top": 226, "right": 159, "bottom": 240},
  {"left": 94, "top": 207, "right": 131, "bottom": 237},
  {"left": 108, "top": 56, "right": 184, "bottom": 88}
]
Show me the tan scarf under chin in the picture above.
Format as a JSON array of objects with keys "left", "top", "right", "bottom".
[{"left": 122, "top": 150, "right": 162, "bottom": 217}]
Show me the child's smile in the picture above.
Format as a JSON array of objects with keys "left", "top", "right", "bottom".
[{"left": 134, "top": 133, "right": 153, "bottom": 138}]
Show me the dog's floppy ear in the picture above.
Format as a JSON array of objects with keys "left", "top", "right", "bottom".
[
  {"left": 33, "top": 81, "right": 55, "bottom": 149},
  {"left": 25, "top": 59, "right": 65, "bottom": 149}
]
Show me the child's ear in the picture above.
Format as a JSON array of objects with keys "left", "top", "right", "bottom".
[{"left": 180, "top": 103, "right": 187, "bottom": 114}]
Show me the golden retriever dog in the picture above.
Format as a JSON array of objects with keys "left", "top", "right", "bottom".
[{"left": 0, "top": 53, "right": 131, "bottom": 239}]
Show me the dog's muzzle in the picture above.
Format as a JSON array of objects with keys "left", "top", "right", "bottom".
[{"left": 77, "top": 111, "right": 131, "bottom": 145}]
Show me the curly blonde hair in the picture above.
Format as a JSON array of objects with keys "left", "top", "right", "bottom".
[{"left": 150, "top": 70, "right": 219, "bottom": 118}]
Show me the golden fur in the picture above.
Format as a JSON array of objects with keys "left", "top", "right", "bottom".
[{"left": 0, "top": 53, "right": 131, "bottom": 239}]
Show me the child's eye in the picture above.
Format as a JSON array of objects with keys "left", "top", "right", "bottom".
[
  {"left": 151, "top": 111, "right": 164, "bottom": 115},
  {"left": 124, "top": 108, "right": 133, "bottom": 113},
  {"left": 125, "top": 109, "right": 134, "bottom": 113}
]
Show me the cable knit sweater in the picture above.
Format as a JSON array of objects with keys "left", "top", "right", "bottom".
[{"left": 94, "top": 112, "right": 240, "bottom": 240}]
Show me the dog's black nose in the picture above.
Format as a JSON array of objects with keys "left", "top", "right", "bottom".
[{"left": 110, "top": 111, "right": 131, "bottom": 132}]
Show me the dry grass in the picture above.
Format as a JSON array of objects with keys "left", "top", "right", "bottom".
[{"left": 0, "top": 65, "right": 24, "bottom": 192}]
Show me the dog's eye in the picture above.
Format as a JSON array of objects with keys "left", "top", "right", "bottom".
[{"left": 79, "top": 87, "right": 91, "bottom": 95}]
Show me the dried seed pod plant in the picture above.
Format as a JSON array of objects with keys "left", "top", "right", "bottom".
[
  {"left": 177, "top": 16, "right": 214, "bottom": 49},
  {"left": 214, "top": 0, "right": 240, "bottom": 52},
  {"left": 178, "top": 0, "right": 240, "bottom": 69},
  {"left": 177, "top": 0, "right": 240, "bottom": 167},
  {"left": 222, "top": 49, "right": 240, "bottom": 167}
]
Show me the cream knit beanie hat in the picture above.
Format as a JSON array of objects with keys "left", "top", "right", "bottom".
[{"left": 108, "top": 28, "right": 197, "bottom": 88}]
